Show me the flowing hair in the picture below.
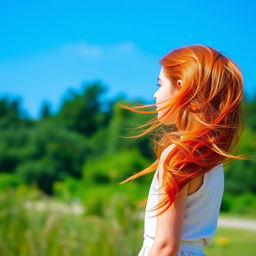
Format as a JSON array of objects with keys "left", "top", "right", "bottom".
[{"left": 118, "top": 44, "right": 249, "bottom": 218}]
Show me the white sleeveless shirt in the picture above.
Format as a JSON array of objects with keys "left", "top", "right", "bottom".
[{"left": 140, "top": 144, "right": 224, "bottom": 249}]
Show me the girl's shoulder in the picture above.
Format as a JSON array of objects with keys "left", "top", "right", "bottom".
[{"left": 159, "top": 144, "right": 223, "bottom": 197}]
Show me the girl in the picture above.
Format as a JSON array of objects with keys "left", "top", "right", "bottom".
[{"left": 119, "top": 44, "right": 248, "bottom": 256}]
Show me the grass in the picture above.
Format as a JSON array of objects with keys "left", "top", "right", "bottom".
[
  {"left": 0, "top": 186, "right": 256, "bottom": 255},
  {"left": 205, "top": 227, "right": 256, "bottom": 256}
]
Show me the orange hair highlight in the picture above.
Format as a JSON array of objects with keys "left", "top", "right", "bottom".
[{"left": 118, "top": 44, "right": 250, "bottom": 218}]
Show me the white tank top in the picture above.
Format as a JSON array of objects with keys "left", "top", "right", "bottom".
[{"left": 142, "top": 144, "right": 224, "bottom": 247}]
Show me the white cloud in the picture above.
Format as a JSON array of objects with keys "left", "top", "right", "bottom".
[{"left": 61, "top": 41, "right": 103, "bottom": 57}]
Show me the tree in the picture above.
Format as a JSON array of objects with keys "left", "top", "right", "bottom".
[
  {"left": 39, "top": 101, "right": 52, "bottom": 119},
  {"left": 56, "top": 82, "right": 108, "bottom": 136},
  {"left": 15, "top": 122, "right": 92, "bottom": 194}
]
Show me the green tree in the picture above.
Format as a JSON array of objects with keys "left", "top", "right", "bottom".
[
  {"left": 15, "top": 122, "right": 92, "bottom": 193},
  {"left": 83, "top": 148, "right": 150, "bottom": 185},
  {"left": 106, "top": 98, "right": 154, "bottom": 158},
  {"left": 0, "top": 128, "right": 30, "bottom": 173},
  {"left": 225, "top": 128, "right": 256, "bottom": 194},
  {"left": 0, "top": 96, "right": 32, "bottom": 128},
  {"left": 56, "top": 82, "right": 109, "bottom": 136},
  {"left": 39, "top": 100, "right": 52, "bottom": 119}
]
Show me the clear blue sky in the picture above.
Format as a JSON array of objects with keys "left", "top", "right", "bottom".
[{"left": 0, "top": 0, "right": 255, "bottom": 119}]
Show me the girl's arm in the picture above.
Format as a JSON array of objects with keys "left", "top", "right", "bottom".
[{"left": 148, "top": 169, "right": 188, "bottom": 256}]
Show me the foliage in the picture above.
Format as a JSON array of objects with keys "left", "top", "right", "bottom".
[
  {"left": 0, "top": 173, "right": 22, "bottom": 190},
  {"left": 220, "top": 191, "right": 256, "bottom": 215},
  {"left": 15, "top": 122, "right": 91, "bottom": 194},
  {"left": 225, "top": 128, "right": 256, "bottom": 194},
  {"left": 83, "top": 148, "right": 151, "bottom": 185},
  {"left": 55, "top": 82, "right": 109, "bottom": 136},
  {"left": 0, "top": 80, "right": 255, "bottom": 200}
]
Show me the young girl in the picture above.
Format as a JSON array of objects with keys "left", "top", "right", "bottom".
[{"left": 119, "top": 44, "right": 247, "bottom": 256}]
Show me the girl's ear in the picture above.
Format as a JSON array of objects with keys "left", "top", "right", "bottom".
[{"left": 177, "top": 79, "right": 183, "bottom": 89}]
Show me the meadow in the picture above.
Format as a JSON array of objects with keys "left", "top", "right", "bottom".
[{"left": 0, "top": 185, "right": 255, "bottom": 256}]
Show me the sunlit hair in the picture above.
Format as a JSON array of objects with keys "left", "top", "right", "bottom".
[{"left": 118, "top": 44, "right": 249, "bottom": 217}]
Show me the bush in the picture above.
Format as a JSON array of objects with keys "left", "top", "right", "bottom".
[
  {"left": 83, "top": 148, "right": 150, "bottom": 185},
  {"left": 0, "top": 173, "right": 22, "bottom": 190},
  {"left": 220, "top": 192, "right": 233, "bottom": 212},
  {"left": 231, "top": 192, "right": 256, "bottom": 215}
]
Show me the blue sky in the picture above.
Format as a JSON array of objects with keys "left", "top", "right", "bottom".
[{"left": 0, "top": 0, "right": 255, "bottom": 119}]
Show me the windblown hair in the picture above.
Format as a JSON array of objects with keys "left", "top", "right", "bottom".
[{"left": 119, "top": 44, "right": 249, "bottom": 217}]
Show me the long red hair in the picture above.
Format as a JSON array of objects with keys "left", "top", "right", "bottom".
[{"left": 118, "top": 44, "right": 249, "bottom": 217}]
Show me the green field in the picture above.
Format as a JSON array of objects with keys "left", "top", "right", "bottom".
[
  {"left": 0, "top": 187, "right": 255, "bottom": 256},
  {"left": 205, "top": 227, "right": 256, "bottom": 256}
]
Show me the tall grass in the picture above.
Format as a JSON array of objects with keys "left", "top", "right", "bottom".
[
  {"left": 0, "top": 186, "right": 143, "bottom": 256},
  {"left": 1, "top": 185, "right": 255, "bottom": 256}
]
